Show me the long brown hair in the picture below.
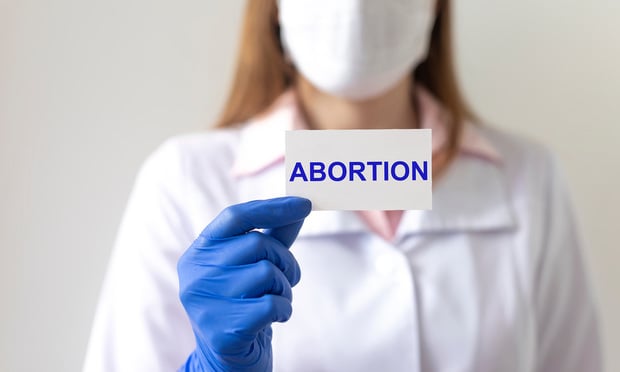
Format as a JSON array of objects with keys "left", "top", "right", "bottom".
[{"left": 215, "top": 0, "right": 474, "bottom": 165}]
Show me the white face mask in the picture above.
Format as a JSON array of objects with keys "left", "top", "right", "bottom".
[{"left": 278, "top": 0, "right": 436, "bottom": 101}]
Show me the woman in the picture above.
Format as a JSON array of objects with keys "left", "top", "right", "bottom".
[{"left": 83, "top": 0, "right": 602, "bottom": 371}]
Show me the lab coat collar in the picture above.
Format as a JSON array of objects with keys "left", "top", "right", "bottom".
[{"left": 231, "top": 87, "right": 516, "bottom": 241}]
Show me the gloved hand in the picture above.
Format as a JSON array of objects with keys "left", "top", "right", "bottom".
[{"left": 177, "top": 197, "right": 312, "bottom": 372}]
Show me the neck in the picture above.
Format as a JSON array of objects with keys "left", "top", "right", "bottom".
[{"left": 295, "top": 76, "right": 417, "bottom": 130}]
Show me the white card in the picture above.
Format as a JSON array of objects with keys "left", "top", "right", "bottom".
[{"left": 285, "top": 129, "right": 432, "bottom": 210}]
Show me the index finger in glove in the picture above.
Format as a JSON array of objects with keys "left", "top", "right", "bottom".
[
  {"left": 187, "top": 231, "right": 301, "bottom": 286},
  {"left": 201, "top": 197, "right": 311, "bottom": 241}
]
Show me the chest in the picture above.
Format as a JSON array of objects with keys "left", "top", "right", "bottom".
[{"left": 272, "top": 232, "right": 535, "bottom": 372}]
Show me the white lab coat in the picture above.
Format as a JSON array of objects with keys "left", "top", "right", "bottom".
[{"left": 83, "top": 93, "right": 601, "bottom": 371}]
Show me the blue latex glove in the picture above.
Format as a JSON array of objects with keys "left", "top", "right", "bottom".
[{"left": 178, "top": 197, "right": 312, "bottom": 372}]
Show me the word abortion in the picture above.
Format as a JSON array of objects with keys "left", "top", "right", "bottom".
[{"left": 289, "top": 160, "right": 429, "bottom": 182}]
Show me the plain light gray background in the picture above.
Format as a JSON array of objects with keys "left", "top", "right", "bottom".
[{"left": 1, "top": 1, "right": 618, "bottom": 371}]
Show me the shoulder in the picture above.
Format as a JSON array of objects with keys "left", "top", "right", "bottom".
[
  {"left": 137, "top": 128, "right": 244, "bottom": 204},
  {"left": 129, "top": 128, "right": 246, "bottom": 235},
  {"left": 473, "top": 124, "right": 561, "bottom": 189},
  {"left": 137, "top": 128, "right": 243, "bottom": 187},
  {"left": 473, "top": 124, "right": 575, "bottom": 245},
  {"left": 477, "top": 124, "right": 554, "bottom": 169},
  {"left": 147, "top": 128, "right": 242, "bottom": 170},
  {"left": 469, "top": 124, "right": 569, "bottom": 226}
]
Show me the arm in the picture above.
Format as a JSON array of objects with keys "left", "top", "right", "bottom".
[
  {"left": 83, "top": 139, "right": 196, "bottom": 372},
  {"left": 534, "top": 154, "right": 602, "bottom": 372}
]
